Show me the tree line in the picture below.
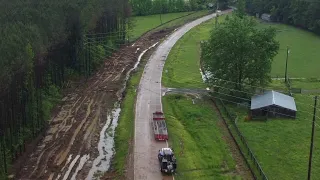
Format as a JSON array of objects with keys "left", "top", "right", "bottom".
[
  {"left": 0, "top": 0, "right": 130, "bottom": 178},
  {"left": 130, "top": 0, "right": 231, "bottom": 16},
  {"left": 245, "top": 0, "right": 320, "bottom": 35}
]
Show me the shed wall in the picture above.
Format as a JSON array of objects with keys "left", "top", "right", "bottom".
[{"left": 251, "top": 105, "right": 296, "bottom": 119}]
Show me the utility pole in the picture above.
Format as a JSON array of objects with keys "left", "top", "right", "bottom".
[
  {"left": 215, "top": 1, "right": 219, "bottom": 27},
  {"left": 285, "top": 46, "right": 290, "bottom": 82},
  {"left": 160, "top": 3, "right": 163, "bottom": 25},
  {"left": 308, "top": 96, "right": 318, "bottom": 180}
]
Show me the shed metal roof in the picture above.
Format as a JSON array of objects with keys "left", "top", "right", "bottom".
[{"left": 251, "top": 91, "right": 297, "bottom": 111}]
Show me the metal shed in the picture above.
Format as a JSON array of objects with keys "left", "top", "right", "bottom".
[
  {"left": 251, "top": 91, "right": 297, "bottom": 119},
  {"left": 261, "top": 13, "right": 272, "bottom": 22}
]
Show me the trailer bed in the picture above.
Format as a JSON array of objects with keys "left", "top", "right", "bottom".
[{"left": 152, "top": 112, "right": 168, "bottom": 140}]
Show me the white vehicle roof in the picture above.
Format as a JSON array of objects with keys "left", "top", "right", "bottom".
[{"left": 161, "top": 148, "right": 173, "bottom": 155}]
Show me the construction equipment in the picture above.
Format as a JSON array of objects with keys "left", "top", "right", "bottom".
[
  {"left": 152, "top": 111, "right": 168, "bottom": 141},
  {"left": 158, "top": 148, "right": 177, "bottom": 173}
]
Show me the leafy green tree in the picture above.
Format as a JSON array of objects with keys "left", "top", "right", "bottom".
[
  {"left": 235, "top": 0, "right": 246, "bottom": 18},
  {"left": 202, "top": 15, "right": 279, "bottom": 97}
]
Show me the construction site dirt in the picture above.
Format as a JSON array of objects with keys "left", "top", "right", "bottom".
[{"left": 11, "top": 28, "right": 175, "bottom": 180}]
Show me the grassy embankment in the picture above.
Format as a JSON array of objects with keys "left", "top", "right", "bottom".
[
  {"left": 113, "top": 10, "right": 214, "bottom": 177},
  {"left": 130, "top": 10, "right": 211, "bottom": 41},
  {"left": 223, "top": 22, "right": 320, "bottom": 179},
  {"left": 163, "top": 95, "right": 241, "bottom": 180},
  {"left": 162, "top": 16, "right": 228, "bottom": 88},
  {"left": 161, "top": 15, "right": 244, "bottom": 179}
]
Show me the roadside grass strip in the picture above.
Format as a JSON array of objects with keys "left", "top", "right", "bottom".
[
  {"left": 162, "top": 15, "right": 227, "bottom": 88},
  {"left": 131, "top": 11, "right": 210, "bottom": 41},
  {"left": 162, "top": 94, "right": 241, "bottom": 180}
]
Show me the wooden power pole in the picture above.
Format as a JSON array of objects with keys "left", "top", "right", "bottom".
[
  {"left": 285, "top": 46, "right": 290, "bottom": 82},
  {"left": 308, "top": 96, "right": 318, "bottom": 180}
]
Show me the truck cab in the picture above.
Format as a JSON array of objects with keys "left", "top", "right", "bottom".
[{"left": 158, "top": 148, "right": 177, "bottom": 173}]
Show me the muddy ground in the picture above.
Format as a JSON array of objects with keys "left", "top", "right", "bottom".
[{"left": 12, "top": 28, "right": 174, "bottom": 180}]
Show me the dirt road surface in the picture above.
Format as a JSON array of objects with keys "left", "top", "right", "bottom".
[
  {"left": 13, "top": 30, "right": 171, "bottom": 180},
  {"left": 134, "top": 10, "right": 232, "bottom": 180}
]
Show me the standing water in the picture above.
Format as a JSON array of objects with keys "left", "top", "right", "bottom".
[
  {"left": 86, "top": 106, "right": 121, "bottom": 180},
  {"left": 85, "top": 42, "right": 159, "bottom": 179}
]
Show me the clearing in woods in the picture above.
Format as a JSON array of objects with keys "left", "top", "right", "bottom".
[{"left": 13, "top": 29, "right": 171, "bottom": 180}]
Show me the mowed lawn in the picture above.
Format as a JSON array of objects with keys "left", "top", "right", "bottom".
[
  {"left": 221, "top": 20, "right": 320, "bottom": 179},
  {"left": 130, "top": 11, "right": 209, "bottom": 41},
  {"left": 159, "top": 11, "right": 320, "bottom": 180},
  {"left": 163, "top": 94, "right": 241, "bottom": 180},
  {"left": 258, "top": 22, "right": 320, "bottom": 79},
  {"left": 227, "top": 93, "right": 320, "bottom": 180},
  {"left": 162, "top": 15, "right": 227, "bottom": 88}
]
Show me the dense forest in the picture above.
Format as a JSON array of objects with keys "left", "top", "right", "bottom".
[
  {"left": 130, "top": 0, "right": 201, "bottom": 15},
  {"left": 130, "top": 0, "right": 231, "bottom": 15},
  {"left": 0, "top": 0, "right": 130, "bottom": 178},
  {"left": 246, "top": 0, "right": 320, "bottom": 35}
]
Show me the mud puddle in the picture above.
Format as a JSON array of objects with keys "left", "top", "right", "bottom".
[{"left": 86, "top": 42, "right": 159, "bottom": 179}]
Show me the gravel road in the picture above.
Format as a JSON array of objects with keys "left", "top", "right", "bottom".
[{"left": 134, "top": 11, "right": 231, "bottom": 180}]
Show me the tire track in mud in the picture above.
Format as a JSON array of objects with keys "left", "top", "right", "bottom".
[{"left": 15, "top": 30, "right": 171, "bottom": 180}]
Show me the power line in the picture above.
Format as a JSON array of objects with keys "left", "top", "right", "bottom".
[
  {"left": 136, "top": 79, "right": 320, "bottom": 127},
  {"left": 162, "top": 65, "right": 320, "bottom": 111},
  {"left": 213, "top": 96, "right": 320, "bottom": 128},
  {"left": 161, "top": 75, "right": 320, "bottom": 120},
  {"left": 83, "top": 33, "right": 320, "bottom": 112},
  {"left": 209, "top": 84, "right": 320, "bottom": 112},
  {"left": 93, "top": 39, "right": 320, "bottom": 111},
  {"left": 164, "top": 66, "right": 320, "bottom": 102},
  {"left": 211, "top": 89, "right": 320, "bottom": 120}
]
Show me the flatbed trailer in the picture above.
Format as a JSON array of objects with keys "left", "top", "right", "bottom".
[{"left": 152, "top": 112, "right": 168, "bottom": 141}]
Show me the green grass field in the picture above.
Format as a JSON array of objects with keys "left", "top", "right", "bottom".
[
  {"left": 162, "top": 94, "right": 241, "bottom": 180},
  {"left": 226, "top": 93, "right": 320, "bottom": 180},
  {"left": 227, "top": 21, "right": 320, "bottom": 179},
  {"left": 258, "top": 22, "right": 320, "bottom": 79},
  {"left": 160, "top": 12, "right": 320, "bottom": 180},
  {"left": 290, "top": 79, "right": 320, "bottom": 90},
  {"left": 130, "top": 11, "right": 210, "bottom": 41},
  {"left": 162, "top": 15, "right": 227, "bottom": 88}
]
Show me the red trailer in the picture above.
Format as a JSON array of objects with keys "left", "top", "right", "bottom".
[{"left": 152, "top": 111, "right": 168, "bottom": 141}]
